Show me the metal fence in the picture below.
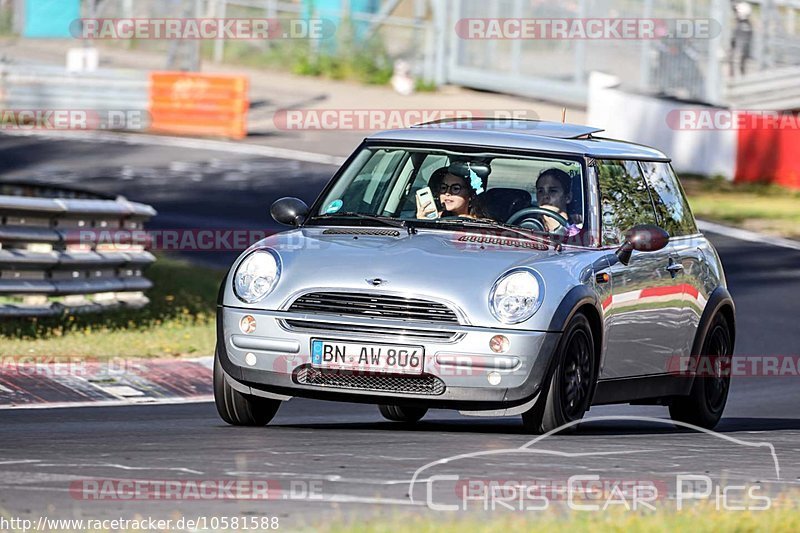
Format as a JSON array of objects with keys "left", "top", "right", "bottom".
[
  {"left": 77, "top": 0, "right": 800, "bottom": 106},
  {"left": 0, "top": 182, "right": 156, "bottom": 317},
  {"left": 0, "top": 63, "right": 150, "bottom": 129},
  {"left": 448, "top": 0, "right": 728, "bottom": 105},
  {"left": 83, "top": 0, "right": 441, "bottom": 81},
  {"left": 5, "top": 0, "right": 800, "bottom": 107}
]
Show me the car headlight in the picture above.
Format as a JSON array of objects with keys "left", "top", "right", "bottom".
[
  {"left": 489, "top": 269, "right": 544, "bottom": 324},
  {"left": 233, "top": 249, "right": 281, "bottom": 303}
]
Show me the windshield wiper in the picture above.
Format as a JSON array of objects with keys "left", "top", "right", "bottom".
[{"left": 308, "top": 212, "right": 416, "bottom": 234}]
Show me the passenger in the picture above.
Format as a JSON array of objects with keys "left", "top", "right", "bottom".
[
  {"left": 416, "top": 165, "right": 489, "bottom": 219},
  {"left": 535, "top": 168, "right": 581, "bottom": 236}
]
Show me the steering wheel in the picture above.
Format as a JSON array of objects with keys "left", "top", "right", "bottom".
[{"left": 506, "top": 207, "right": 570, "bottom": 230}]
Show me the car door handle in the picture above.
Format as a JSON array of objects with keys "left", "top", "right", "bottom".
[{"left": 666, "top": 262, "right": 684, "bottom": 274}]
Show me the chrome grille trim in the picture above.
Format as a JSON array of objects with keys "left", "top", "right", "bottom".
[
  {"left": 294, "top": 365, "right": 446, "bottom": 395},
  {"left": 288, "top": 291, "right": 460, "bottom": 324}
]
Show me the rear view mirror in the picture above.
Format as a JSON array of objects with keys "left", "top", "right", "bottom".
[
  {"left": 271, "top": 197, "right": 309, "bottom": 227},
  {"left": 616, "top": 224, "right": 669, "bottom": 266}
]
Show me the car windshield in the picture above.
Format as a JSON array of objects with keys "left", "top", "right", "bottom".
[{"left": 311, "top": 145, "right": 586, "bottom": 240}]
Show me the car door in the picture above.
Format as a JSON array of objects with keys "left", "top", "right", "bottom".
[
  {"left": 596, "top": 160, "right": 688, "bottom": 378},
  {"left": 639, "top": 161, "right": 703, "bottom": 360}
]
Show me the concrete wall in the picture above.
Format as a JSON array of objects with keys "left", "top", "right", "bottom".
[{"left": 587, "top": 72, "right": 737, "bottom": 180}]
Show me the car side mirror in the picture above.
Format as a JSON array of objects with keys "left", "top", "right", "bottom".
[
  {"left": 615, "top": 224, "right": 669, "bottom": 266},
  {"left": 271, "top": 197, "right": 309, "bottom": 227}
]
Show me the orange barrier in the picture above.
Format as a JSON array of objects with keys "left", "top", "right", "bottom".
[
  {"left": 148, "top": 72, "right": 248, "bottom": 139},
  {"left": 736, "top": 112, "right": 800, "bottom": 189}
]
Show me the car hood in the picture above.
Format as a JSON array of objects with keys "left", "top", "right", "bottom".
[{"left": 221, "top": 226, "right": 597, "bottom": 329}]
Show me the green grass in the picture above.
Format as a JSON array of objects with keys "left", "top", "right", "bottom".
[
  {"left": 682, "top": 177, "right": 800, "bottom": 239},
  {"left": 415, "top": 79, "right": 439, "bottom": 93},
  {"left": 200, "top": 19, "right": 394, "bottom": 86},
  {"left": 322, "top": 502, "right": 800, "bottom": 533},
  {"left": 0, "top": 255, "right": 223, "bottom": 359}
]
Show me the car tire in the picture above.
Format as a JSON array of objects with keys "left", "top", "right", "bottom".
[
  {"left": 669, "top": 313, "right": 732, "bottom": 430},
  {"left": 214, "top": 353, "right": 281, "bottom": 426},
  {"left": 522, "top": 313, "right": 596, "bottom": 434},
  {"left": 378, "top": 404, "right": 428, "bottom": 423}
]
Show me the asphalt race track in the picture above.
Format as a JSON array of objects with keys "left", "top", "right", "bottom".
[{"left": 1, "top": 134, "right": 799, "bottom": 525}]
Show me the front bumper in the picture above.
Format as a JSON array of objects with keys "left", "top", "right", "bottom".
[{"left": 217, "top": 306, "right": 560, "bottom": 410}]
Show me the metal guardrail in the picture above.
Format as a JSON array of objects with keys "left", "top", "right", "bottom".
[
  {"left": 0, "top": 63, "right": 150, "bottom": 130},
  {"left": 0, "top": 182, "right": 157, "bottom": 317},
  {"left": 0, "top": 63, "right": 251, "bottom": 137}
]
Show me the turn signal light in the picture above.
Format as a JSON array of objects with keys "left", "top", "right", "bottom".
[
  {"left": 239, "top": 315, "right": 257, "bottom": 334},
  {"left": 490, "top": 335, "right": 510, "bottom": 353}
]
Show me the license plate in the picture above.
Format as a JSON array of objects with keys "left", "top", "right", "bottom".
[{"left": 311, "top": 340, "right": 424, "bottom": 375}]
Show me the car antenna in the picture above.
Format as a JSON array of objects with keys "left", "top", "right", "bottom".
[{"left": 561, "top": 107, "right": 566, "bottom": 123}]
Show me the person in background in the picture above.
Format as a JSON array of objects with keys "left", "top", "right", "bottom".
[{"left": 730, "top": 1, "right": 754, "bottom": 76}]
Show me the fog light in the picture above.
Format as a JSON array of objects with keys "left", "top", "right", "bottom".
[
  {"left": 245, "top": 352, "right": 257, "bottom": 366},
  {"left": 489, "top": 335, "right": 510, "bottom": 353},
  {"left": 239, "top": 315, "right": 257, "bottom": 334},
  {"left": 487, "top": 372, "right": 502, "bottom": 385}
]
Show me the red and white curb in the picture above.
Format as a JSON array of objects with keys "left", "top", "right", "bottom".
[{"left": 0, "top": 356, "right": 213, "bottom": 409}]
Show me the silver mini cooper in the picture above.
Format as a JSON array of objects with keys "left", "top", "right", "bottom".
[{"left": 214, "top": 119, "right": 735, "bottom": 433}]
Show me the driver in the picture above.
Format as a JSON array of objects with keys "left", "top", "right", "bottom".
[
  {"left": 416, "top": 165, "right": 489, "bottom": 219},
  {"left": 535, "top": 168, "right": 581, "bottom": 236}
]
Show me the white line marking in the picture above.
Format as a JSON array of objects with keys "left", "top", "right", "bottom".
[
  {"left": 95, "top": 385, "right": 146, "bottom": 397},
  {"left": 225, "top": 472, "right": 416, "bottom": 485},
  {"left": 1, "top": 130, "right": 346, "bottom": 167},
  {"left": 697, "top": 219, "right": 800, "bottom": 252},
  {"left": 287, "top": 493, "right": 422, "bottom": 506},
  {"left": 0, "top": 459, "right": 42, "bottom": 465},
  {"left": 34, "top": 463, "right": 203, "bottom": 475},
  {"left": 0, "top": 395, "right": 212, "bottom": 410}
]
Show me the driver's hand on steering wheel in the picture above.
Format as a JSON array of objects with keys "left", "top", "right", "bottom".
[{"left": 538, "top": 204, "right": 568, "bottom": 232}]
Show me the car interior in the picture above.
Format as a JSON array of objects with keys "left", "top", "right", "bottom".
[
  {"left": 401, "top": 153, "right": 585, "bottom": 232},
  {"left": 326, "top": 148, "right": 585, "bottom": 234}
]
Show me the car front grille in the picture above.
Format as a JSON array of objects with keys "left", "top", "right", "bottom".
[
  {"left": 294, "top": 365, "right": 446, "bottom": 396},
  {"left": 287, "top": 291, "right": 460, "bottom": 324}
]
